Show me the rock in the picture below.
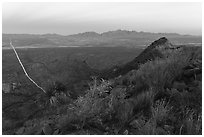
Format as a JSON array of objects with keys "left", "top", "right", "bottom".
[
  {"left": 101, "top": 37, "right": 173, "bottom": 78},
  {"left": 2, "top": 83, "right": 12, "bottom": 93}
]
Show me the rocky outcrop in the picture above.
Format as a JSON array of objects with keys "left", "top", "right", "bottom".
[{"left": 101, "top": 37, "right": 174, "bottom": 79}]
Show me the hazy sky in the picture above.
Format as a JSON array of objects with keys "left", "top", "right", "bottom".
[{"left": 2, "top": 2, "right": 202, "bottom": 35}]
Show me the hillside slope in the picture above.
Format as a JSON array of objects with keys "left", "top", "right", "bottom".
[
  {"left": 101, "top": 37, "right": 175, "bottom": 78},
  {"left": 2, "top": 37, "right": 202, "bottom": 135}
]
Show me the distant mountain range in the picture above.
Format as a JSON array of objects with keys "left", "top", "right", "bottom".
[{"left": 2, "top": 30, "right": 202, "bottom": 48}]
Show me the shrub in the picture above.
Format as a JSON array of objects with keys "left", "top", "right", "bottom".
[
  {"left": 179, "top": 109, "right": 202, "bottom": 135},
  {"left": 121, "top": 48, "right": 194, "bottom": 101},
  {"left": 57, "top": 79, "right": 113, "bottom": 132},
  {"left": 152, "top": 99, "right": 172, "bottom": 125},
  {"left": 36, "top": 81, "right": 71, "bottom": 107},
  {"left": 132, "top": 99, "right": 172, "bottom": 135}
]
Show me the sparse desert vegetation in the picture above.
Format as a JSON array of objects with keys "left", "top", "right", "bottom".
[
  {"left": 2, "top": 2, "right": 202, "bottom": 135},
  {"left": 2, "top": 37, "right": 202, "bottom": 135}
]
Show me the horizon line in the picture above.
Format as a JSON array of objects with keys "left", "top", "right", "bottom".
[{"left": 2, "top": 29, "right": 202, "bottom": 37}]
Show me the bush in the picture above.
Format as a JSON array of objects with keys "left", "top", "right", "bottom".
[
  {"left": 12, "top": 46, "right": 203, "bottom": 135},
  {"left": 57, "top": 79, "right": 113, "bottom": 132},
  {"left": 131, "top": 99, "right": 172, "bottom": 135},
  {"left": 119, "top": 48, "right": 195, "bottom": 101},
  {"left": 179, "top": 109, "right": 202, "bottom": 135}
]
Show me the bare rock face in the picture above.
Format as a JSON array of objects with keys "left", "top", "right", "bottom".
[
  {"left": 101, "top": 37, "right": 173, "bottom": 79},
  {"left": 147, "top": 37, "right": 173, "bottom": 49}
]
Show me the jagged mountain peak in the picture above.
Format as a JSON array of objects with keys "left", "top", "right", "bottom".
[{"left": 69, "top": 31, "right": 100, "bottom": 38}]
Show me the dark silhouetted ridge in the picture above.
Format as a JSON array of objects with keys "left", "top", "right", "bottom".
[{"left": 101, "top": 37, "right": 173, "bottom": 79}]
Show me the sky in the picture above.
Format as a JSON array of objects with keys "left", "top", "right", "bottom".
[{"left": 2, "top": 2, "right": 202, "bottom": 35}]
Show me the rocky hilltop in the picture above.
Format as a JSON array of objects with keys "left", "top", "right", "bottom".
[{"left": 101, "top": 37, "right": 176, "bottom": 78}]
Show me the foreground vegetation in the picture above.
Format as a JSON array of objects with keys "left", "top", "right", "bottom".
[{"left": 2, "top": 41, "right": 202, "bottom": 134}]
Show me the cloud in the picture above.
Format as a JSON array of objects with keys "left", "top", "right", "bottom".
[{"left": 2, "top": 2, "right": 202, "bottom": 35}]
